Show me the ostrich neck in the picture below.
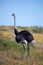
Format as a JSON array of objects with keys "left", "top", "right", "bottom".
[
  {"left": 14, "top": 15, "right": 16, "bottom": 29},
  {"left": 14, "top": 14, "right": 18, "bottom": 35}
]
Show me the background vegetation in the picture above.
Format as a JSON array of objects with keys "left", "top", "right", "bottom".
[{"left": 0, "top": 26, "right": 43, "bottom": 65}]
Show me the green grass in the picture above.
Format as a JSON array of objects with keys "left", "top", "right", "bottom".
[
  {"left": 0, "top": 38, "right": 43, "bottom": 65},
  {"left": 0, "top": 38, "right": 23, "bottom": 52}
]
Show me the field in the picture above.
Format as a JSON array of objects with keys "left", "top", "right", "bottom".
[{"left": 0, "top": 26, "right": 43, "bottom": 65}]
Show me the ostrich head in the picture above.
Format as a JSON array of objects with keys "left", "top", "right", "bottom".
[{"left": 12, "top": 14, "right": 15, "bottom": 16}]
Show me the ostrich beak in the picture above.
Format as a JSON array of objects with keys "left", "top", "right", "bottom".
[{"left": 31, "top": 40, "right": 36, "bottom": 46}]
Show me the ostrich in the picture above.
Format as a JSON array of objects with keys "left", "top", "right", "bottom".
[{"left": 12, "top": 14, "right": 35, "bottom": 57}]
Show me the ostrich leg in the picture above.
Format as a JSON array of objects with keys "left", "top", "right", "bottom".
[
  {"left": 27, "top": 43, "right": 30, "bottom": 57},
  {"left": 21, "top": 43, "right": 26, "bottom": 58},
  {"left": 22, "top": 43, "right": 25, "bottom": 52}
]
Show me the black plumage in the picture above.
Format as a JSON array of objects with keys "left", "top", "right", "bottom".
[{"left": 15, "top": 29, "right": 34, "bottom": 43}]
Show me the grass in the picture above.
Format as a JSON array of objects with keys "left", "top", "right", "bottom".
[
  {"left": 0, "top": 38, "right": 23, "bottom": 52},
  {"left": 0, "top": 26, "right": 43, "bottom": 65},
  {"left": 0, "top": 38, "right": 43, "bottom": 65}
]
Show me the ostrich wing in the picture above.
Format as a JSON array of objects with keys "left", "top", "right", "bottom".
[{"left": 19, "top": 30, "right": 34, "bottom": 43}]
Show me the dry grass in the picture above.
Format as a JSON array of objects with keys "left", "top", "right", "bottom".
[
  {"left": 0, "top": 47, "right": 43, "bottom": 65},
  {"left": 0, "top": 26, "right": 43, "bottom": 65},
  {"left": 32, "top": 33, "right": 43, "bottom": 45}
]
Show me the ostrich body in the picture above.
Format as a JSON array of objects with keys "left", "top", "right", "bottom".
[
  {"left": 12, "top": 14, "right": 35, "bottom": 57},
  {"left": 15, "top": 29, "right": 34, "bottom": 43}
]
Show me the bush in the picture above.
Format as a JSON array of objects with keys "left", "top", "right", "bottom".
[
  {"left": 32, "top": 26, "right": 43, "bottom": 33},
  {"left": 0, "top": 38, "right": 23, "bottom": 52}
]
